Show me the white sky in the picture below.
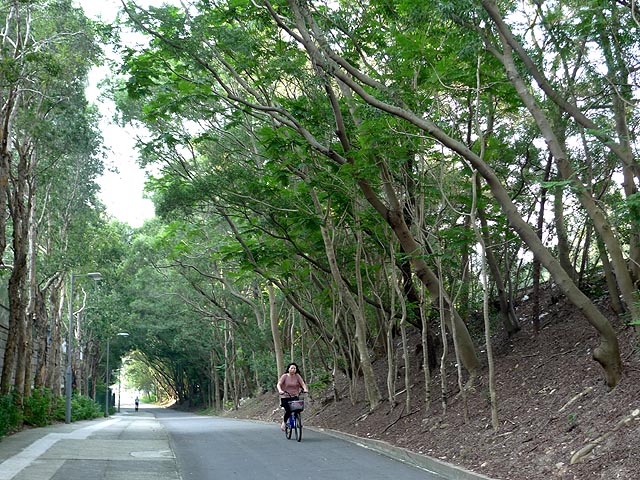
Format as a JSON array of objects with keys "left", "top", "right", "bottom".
[{"left": 76, "top": 0, "right": 171, "bottom": 227}]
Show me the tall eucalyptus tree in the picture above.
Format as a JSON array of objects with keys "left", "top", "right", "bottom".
[{"left": 0, "top": 0, "right": 102, "bottom": 397}]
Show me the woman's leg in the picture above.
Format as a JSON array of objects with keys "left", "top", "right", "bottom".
[{"left": 281, "top": 399, "right": 291, "bottom": 428}]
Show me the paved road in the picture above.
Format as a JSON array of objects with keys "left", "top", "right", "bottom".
[
  {"left": 0, "top": 405, "right": 491, "bottom": 480},
  {"left": 155, "top": 408, "right": 443, "bottom": 479}
]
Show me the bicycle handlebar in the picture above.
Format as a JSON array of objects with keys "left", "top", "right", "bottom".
[{"left": 280, "top": 390, "right": 307, "bottom": 397}]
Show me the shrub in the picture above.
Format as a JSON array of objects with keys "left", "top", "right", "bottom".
[
  {"left": 52, "top": 393, "right": 104, "bottom": 422},
  {"left": 141, "top": 393, "right": 156, "bottom": 403},
  {"left": 23, "top": 388, "right": 55, "bottom": 427},
  {"left": 52, "top": 395, "right": 66, "bottom": 421},
  {"left": 0, "top": 393, "right": 21, "bottom": 438},
  {"left": 70, "top": 394, "right": 103, "bottom": 421}
]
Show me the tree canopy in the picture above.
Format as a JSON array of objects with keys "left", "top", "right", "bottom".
[{"left": 0, "top": 0, "right": 638, "bottom": 429}]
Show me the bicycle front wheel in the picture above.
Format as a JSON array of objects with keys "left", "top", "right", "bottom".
[{"left": 294, "top": 412, "right": 302, "bottom": 442}]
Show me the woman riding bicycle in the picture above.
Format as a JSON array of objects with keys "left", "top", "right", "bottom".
[{"left": 276, "top": 362, "right": 308, "bottom": 431}]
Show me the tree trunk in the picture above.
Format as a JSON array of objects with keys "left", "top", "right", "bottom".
[
  {"left": 7, "top": 170, "right": 29, "bottom": 400},
  {"left": 532, "top": 154, "right": 553, "bottom": 333},
  {"left": 392, "top": 252, "right": 411, "bottom": 413},
  {"left": 223, "top": 322, "right": 229, "bottom": 408},
  {"left": 471, "top": 172, "right": 499, "bottom": 431},
  {"left": 478, "top": 206, "right": 520, "bottom": 335},
  {"left": 33, "top": 290, "right": 48, "bottom": 388},
  {"left": 385, "top": 252, "right": 397, "bottom": 409},
  {"left": 24, "top": 186, "right": 39, "bottom": 398},
  {"left": 268, "top": 282, "right": 284, "bottom": 378},
  {"left": 553, "top": 186, "right": 578, "bottom": 280},
  {"left": 46, "top": 281, "right": 63, "bottom": 393},
  {"left": 377, "top": 202, "right": 480, "bottom": 378},
  {"left": 311, "top": 189, "right": 382, "bottom": 410},
  {"left": 596, "top": 237, "right": 624, "bottom": 315},
  {"left": 419, "top": 284, "right": 432, "bottom": 410}
]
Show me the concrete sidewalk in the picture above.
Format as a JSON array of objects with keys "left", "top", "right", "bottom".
[{"left": 0, "top": 410, "right": 179, "bottom": 480}]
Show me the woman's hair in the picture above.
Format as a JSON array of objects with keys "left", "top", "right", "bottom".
[{"left": 285, "top": 362, "right": 300, "bottom": 374}]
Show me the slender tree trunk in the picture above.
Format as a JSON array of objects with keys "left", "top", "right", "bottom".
[
  {"left": 553, "top": 186, "right": 578, "bottom": 280},
  {"left": 478, "top": 205, "right": 520, "bottom": 335},
  {"left": 33, "top": 290, "right": 48, "bottom": 387},
  {"left": 23, "top": 186, "right": 39, "bottom": 398},
  {"left": 75, "top": 310, "right": 85, "bottom": 397},
  {"left": 212, "top": 350, "right": 221, "bottom": 410},
  {"left": 268, "top": 282, "right": 284, "bottom": 378},
  {"left": 385, "top": 257, "right": 397, "bottom": 409},
  {"left": 419, "top": 285, "right": 432, "bottom": 410},
  {"left": 46, "top": 281, "right": 63, "bottom": 393},
  {"left": 223, "top": 322, "right": 229, "bottom": 408},
  {"left": 391, "top": 248, "right": 411, "bottom": 413},
  {"left": 472, "top": 173, "right": 499, "bottom": 431},
  {"left": 289, "top": 312, "right": 294, "bottom": 362},
  {"left": 230, "top": 326, "right": 239, "bottom": 409},
  {"left": 437, "top": 259, "right": 448, "bottom": 417},
  {"left": 311, "top": 189, "right": 382, "bottom": 410},
  {"left": 531, "top": 154, "right": 553, "bottom": 333},
  {"left": 596, "top": 237, "right": 624, "bottom": 315}
]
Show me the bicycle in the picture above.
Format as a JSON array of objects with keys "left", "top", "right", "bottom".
[{"left": 282, "top": 391, "right": 306, "bottom": 442}]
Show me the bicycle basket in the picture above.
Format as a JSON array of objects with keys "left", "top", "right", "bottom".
[{"left": 289, "top": 399, "right": 304, "bottom": 412}]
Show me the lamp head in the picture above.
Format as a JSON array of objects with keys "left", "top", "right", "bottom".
[{"left": 86, "top": 272, "right": 102, "bottom": 281}]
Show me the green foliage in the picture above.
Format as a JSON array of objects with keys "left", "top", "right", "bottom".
[
  {"left": 624, "top": 192, "right": 640, "bottom": 221},
  {"left": 307, "top": 370, "right": 332, "bottom": 391},
  {"left": 141, "top": 393, "right": 157, "bottom": 404},
  {"left": 251, "top": 350, "right": 278, "bottom": 394},
  {"left": 23, "top": 388, "right": 56, "bottom": 427},
  {"left": 0, "top": 394, "right": 21, "bottom": 438},
  {"left": 51, "top": 394, "right": 104, "bottom": 423}
]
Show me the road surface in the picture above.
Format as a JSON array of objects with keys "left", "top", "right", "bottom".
[{"left": 0, "top": 404, "right": 486, "bottom": 480}]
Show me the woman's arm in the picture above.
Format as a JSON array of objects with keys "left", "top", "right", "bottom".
[
  {"left": 276, "top": 374, "right": 285, "bottom": 394},
  {"left": 298, "top": 374, "right": 308, "bottom": 393}
]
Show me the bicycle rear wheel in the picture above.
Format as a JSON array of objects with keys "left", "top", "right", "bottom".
[{"left": 294, "top": 412, "right": 302, "bottom": 442}]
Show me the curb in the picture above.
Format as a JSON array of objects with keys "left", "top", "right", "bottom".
[{"left": 309, "top": 427, "right": 497, "bottom": 480}]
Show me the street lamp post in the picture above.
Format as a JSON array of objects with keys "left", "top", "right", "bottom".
[
  {"left": 105, "top": 332, "right": 129, "bottom": 417},
  {"left": 118, "top": 369, "right": 122, "bottom": 412},
  {"left": 65, "top": 271, "right": 102, "bottom": 424},
  {"left": 104, "top": 336, "right": 110, "bottom": 417}
]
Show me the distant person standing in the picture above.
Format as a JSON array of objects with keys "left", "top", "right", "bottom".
[{"left": 135, "top": 396, "right": 139, "bottom": 411}]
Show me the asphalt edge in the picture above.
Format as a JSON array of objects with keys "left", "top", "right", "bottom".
[{"left": 304, "top": 426, "right": 497, "bottom": 480}]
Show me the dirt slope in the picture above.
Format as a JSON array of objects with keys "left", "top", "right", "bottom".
[{"left": 221, "top": 288, "right": 640, "bottom": 480}]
